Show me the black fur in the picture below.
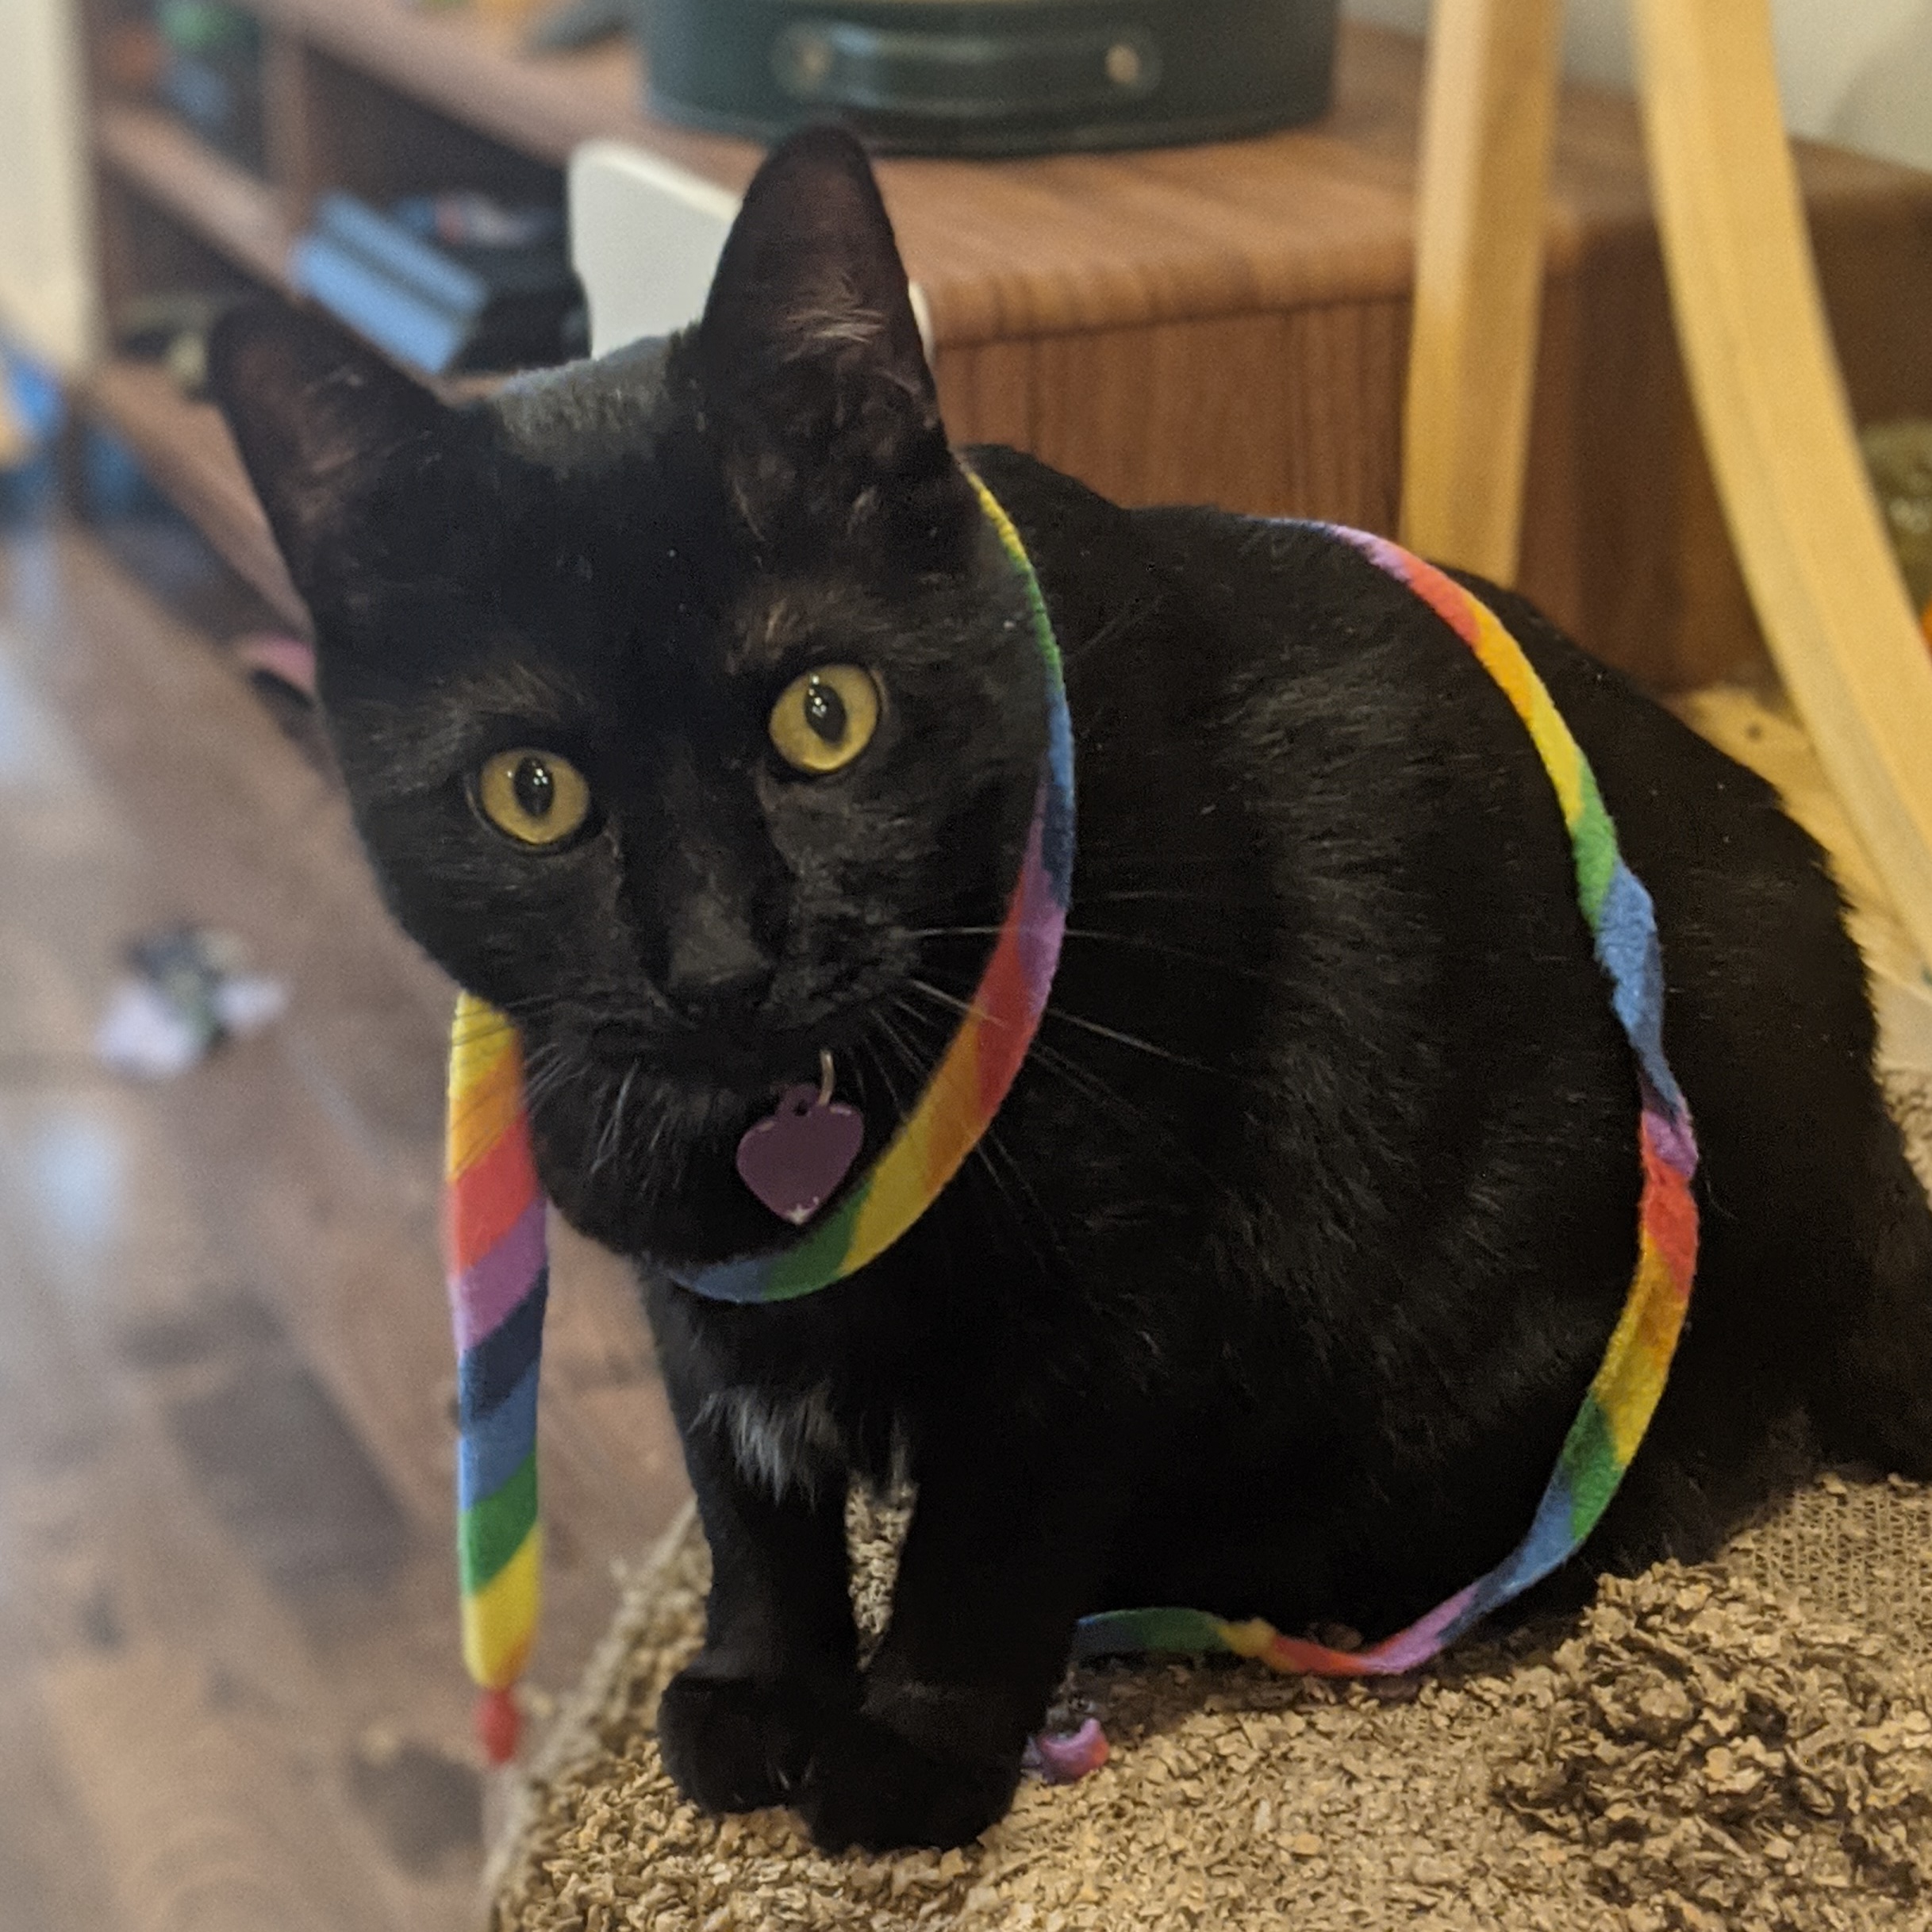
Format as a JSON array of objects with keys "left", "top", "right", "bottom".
[{"left": 209, "top": 127, "right": 1932, "bottom": 1853}]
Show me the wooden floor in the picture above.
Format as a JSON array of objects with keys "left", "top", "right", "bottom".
[{"left": 0, "top": 512, "right": 689, "bottom": 1931}]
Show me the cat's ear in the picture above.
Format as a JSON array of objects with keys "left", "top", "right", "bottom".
[
  {"left": 690, "top": 126, "right": 970, "bottom": 553},
  {"left": 207, "top": 298, "right": 449, "bottom": 603}
]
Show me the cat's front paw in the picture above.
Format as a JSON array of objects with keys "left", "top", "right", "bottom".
[
  {"left": 657, "top": 1661, "right": 846, "bottom": 1814},
  {"left": 800, "top": 1710, "right": 1022, "bottom": 1852}
]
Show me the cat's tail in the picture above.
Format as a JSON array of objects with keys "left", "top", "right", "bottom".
[{"left": 1810, "top": 1097, "right": 1932, "bottom": 1478}]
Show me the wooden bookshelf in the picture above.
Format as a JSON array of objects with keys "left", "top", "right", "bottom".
[
  {"left": 241, "top": 0, "right": 733, "bottom": 177},
  {"left": 70, "top": 2, "right": 1932, "bottom": 684},
  {"left": 95, "top": 102, "right": 294, "bottom": 290},
  {"left": 79, "top": 355, "right": 305, "bottom": 626}
]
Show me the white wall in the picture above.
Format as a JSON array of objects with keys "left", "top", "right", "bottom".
[
  {"left": 1345, "top": 0, "right": 1932, "bottom": 171},
  {"left": 0, "top": 0, "right": 96, "bottom": 369}
]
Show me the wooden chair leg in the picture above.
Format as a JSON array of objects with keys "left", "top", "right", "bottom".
[
  {"left": 1399, "top": 0, "right": 1564, "bottom": 585},
  {"left": 1632, "top": 0, "right": 1932, "bottom": 967}
]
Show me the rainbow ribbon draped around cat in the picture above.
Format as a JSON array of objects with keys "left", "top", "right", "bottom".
[
  {"left": 445, "top": 995, "right": 548, "bottom": 1762},
  {"left": 440, "top": 497, "right": 1700, "bottom": 1764},
  {"left": 1073, "top": 528, "right": 1701, "bottom": 1680}
]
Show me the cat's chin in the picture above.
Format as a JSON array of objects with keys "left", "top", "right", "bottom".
[
  {"left": 528, "top": 1031, "right": 885, "bottom": 1267},
  {"left": 547, "top": 1146, "right": 864, "bottom": 1276}
]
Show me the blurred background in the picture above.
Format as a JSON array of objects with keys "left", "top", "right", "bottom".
[{"left": 0, "top": 2, "right": 1928, "bottom": 1928}]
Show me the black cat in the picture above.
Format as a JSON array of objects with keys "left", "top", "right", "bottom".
[{"left": 210, "top": 127, "right": 1932, "bottom": 1854}]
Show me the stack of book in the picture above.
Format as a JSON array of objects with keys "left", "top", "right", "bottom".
[{"left": 290, "top": 193, "right": 586, "bottom": 376}]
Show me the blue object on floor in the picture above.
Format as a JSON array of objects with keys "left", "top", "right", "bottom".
[
  {"left": 80, "top": 426, "right": 172, "bottom": 521},
  {"left": 0, "top": 342, "right": 63, "bottom": 522}
]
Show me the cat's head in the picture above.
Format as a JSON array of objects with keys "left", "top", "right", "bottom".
[{"left": 209, "top": 129, "right": 1051, "bottom": 1259}]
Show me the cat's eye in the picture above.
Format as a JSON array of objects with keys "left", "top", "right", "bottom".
[
  {"left": 769, "top": 665, "right": 881, "bottom": 775},
  {"left": 474, "top": 748, "right": 593, "bottom": 847}
]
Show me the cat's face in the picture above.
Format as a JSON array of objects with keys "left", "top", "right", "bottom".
[{"left": 211, "top": 130, "right": 1047, "bottom": 1258}]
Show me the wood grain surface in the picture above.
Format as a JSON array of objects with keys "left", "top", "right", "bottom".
[
  {"left": 95, "top": 102, "right": 295, "bottom": 291},
  {"left": 1400, "top": 0, "right": 1563, "bottom": 583},
  {"left": 0, "top": 517, "right": 689, "bottom": 1931},
  {"left": 76, "top": 359, "right": 305, "bottom": 632}
]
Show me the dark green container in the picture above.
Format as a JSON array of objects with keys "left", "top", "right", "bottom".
[{"left": 644, "top": 0, "right": 1342, "bottom": 156}]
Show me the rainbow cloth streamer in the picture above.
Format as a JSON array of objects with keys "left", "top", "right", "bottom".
[
  {"left": 446, "top": 995, "right": 547, "bottom": 1762},
  {"left": 1073, "top": 527, "right": 1702, "bottom": 1680}
]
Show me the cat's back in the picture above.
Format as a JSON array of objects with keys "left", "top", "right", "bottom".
[
  {"left": 1121, "top": 497, "right": 1778, "bottom": 832},
  {"left": 1026, "top": 474, "right": 1929, "bottom": 1580},
  {"left": 1109, "top": 494, "right": 1816, "bottom": 939}
]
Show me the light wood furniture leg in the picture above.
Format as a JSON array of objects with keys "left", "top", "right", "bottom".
[
  {"left": 1630, "top": 0, "right": 1932, "bottom": 967},
  {"left": 1400, "top": 0, "right": 1565, "bottom": 585}
]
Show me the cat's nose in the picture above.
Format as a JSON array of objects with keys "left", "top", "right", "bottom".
[{"left": 662, "top": 899, "right": 776, "bottom": 1022}]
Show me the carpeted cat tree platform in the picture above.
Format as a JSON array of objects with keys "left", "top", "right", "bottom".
[
  {"left": 486, "top": 688, "right": 1932, "bottom": 1932},
  {"left": 488, "top": 1457, "right": 1932, "bottom": 1932}
]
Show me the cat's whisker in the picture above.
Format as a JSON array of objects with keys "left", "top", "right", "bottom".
[
  {"left": 581, "top": 1067, "right": 617, "bottom": 1173},
  {"left": 1041, "top": 1006, "right": 1239, "bottom": 1081},
  {"left": 1059, "top": 928, "right": 1273, "bottom": 981},
  {"left": 450, "top": 991, "right": 602, "bottom": 1062},
  {"left": 905, "top": 972, "right": 1239, "bottom": 1085},
  {"left": 895, "top": 982, "right": 1156, "bottom": 1154},
  {"left": 642, "top": 1100, "right": 678, "bottom": 1188},
  {"left": 1030, "top": 1024, "right": 1252, "bottom": 1207},
  {"left": 872, "top": 1007, "right": 945, "bottom": 1111},
  {"left": 880, "top": 994, "right": 1055, "bottom": 1272},
  {"left": 497, "top": 991, "right": 578, "bottom": 1024},
  {"left": 862, "top": 1024, "right": 916, "bottom": 1122},
  {"left": 885, "top": 990, "right": 959, "bottom": 1070},
  {"left": 905, "top": 977, "right": 988, "bottom": 1025},
  {"left": 974, "top": 1118, "right": 1070, "bottom": 1278},
  {"left": 1081, "top": 889, "right": 1269, "bottom": 908},
  {"left": 913, "top": 924, "right": 1272, "bottom": 981},
  {"left": 522, "top": 1043, "right": 585, "bottom": 1116},
  {"left": 897, "top": 978, "right": 1239, "bottom": 1207},
  {"left": 591, "top": 1062, "right": 640, "bottom": 1177},
  {"left": 874, "top": 1002, "right": 930, "bottom": 1079},
  {"left": 1017, "top": 1031, "right": 1149, "bottom": 1126},
  {"left": 966, "top": 1128, "right": 1046, "bottom": 1273}
]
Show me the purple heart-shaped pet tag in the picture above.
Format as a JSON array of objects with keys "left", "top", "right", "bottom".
[{"left": 736, "top": 1084, "right": 865, "bottom": 1226}]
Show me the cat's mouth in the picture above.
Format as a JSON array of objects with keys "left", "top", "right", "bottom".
[{"left": 577, "top": 984, "right": 917, "bottom": 1099}]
